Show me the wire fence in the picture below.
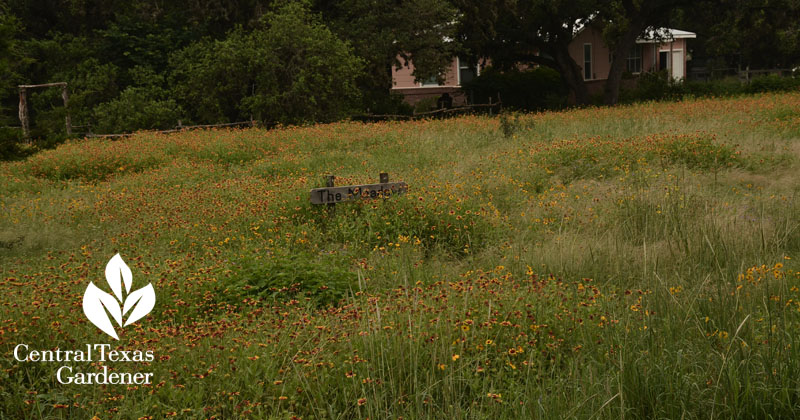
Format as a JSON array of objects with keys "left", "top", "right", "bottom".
[
  {"left": 352, "top": 101, "right": 502, "bottom": 123},
  {"left": 81, "top": 120, "right": 257, "bottom": 139},
  {"left": 11, "top": 98, "right": 503, "bottom": 141}
]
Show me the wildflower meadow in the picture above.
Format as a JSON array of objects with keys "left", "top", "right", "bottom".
[{"left": 1, "top": 92, "right": 799, "bottom": 419}]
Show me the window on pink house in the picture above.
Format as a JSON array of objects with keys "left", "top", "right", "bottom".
[
  {"left": 627, "top": 45, "right": 643, "bottom": 73},
  {"left": 421, "top": 75, "right": 441, "bottom": 86},
  {"left": 659, "top": 51, "right": 669, "bottom": 71},
  {"left": 458, "top": 57, "right": 478, "bottom": 85},
  {"left": 584, "top": 44, "right": 592, "bottom": 80}
]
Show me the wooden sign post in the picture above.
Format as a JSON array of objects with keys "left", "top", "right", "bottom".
[
  {"left": 310, "top": 173, "right": 408, "bottom": 207},
  {"left": 325, "top": 175, "right": 336, "bottom": 213}
]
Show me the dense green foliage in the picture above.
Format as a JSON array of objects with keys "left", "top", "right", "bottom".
[
  {"left": 170, "top": 2, "right": 363, "bottom": 125},
  {"left": 0, "top": 0, "right": 455, "bottom": 148},
  {"left": 1, "top": 0, "right": 799, "bottom": 157},
  {"left": 0, "top": 6, "right": 21, "bottom": 122},
  {"left": 463, "top": 67, "right": 569, "bottom": 111},
  {"left": 673, "top": 0, "right": 800, "bottom": 71},
  {"left": 227, "top": 252, "right": 355, "bottom": 307},
  {"left": 0, "top": 4, "right": 26, "bottom": 158},
  {"left": 92, "top": 67, "right": 183, "bottom": 133},
  {"left": 455, "top": 0, "right": 800, "bottom": 105},
  {"left": 319, "top": 0, "right": 458, "bottom": 113},
  {"left": 620, "top": 70, "right": 800, "bottom": 103}
]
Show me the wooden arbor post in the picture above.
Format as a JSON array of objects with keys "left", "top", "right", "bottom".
[
  {"left": 18, "top": 82, "right": 71, "bottom": 138},
  {"left": 18, "top": 87, "right": 28, "bottom": 138}
]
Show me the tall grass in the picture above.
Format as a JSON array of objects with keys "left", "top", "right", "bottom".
[{"left": 0, "top": 92, "right": 798, "bottom": 418}]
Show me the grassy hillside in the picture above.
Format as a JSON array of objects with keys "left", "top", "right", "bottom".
[{"left": 1, "top": 92, "right": 799, "bottom": 419}]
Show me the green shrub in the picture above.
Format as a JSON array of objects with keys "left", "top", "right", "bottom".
[
  {"left": 681, "top": 75, "right": 798, "bottom": 99},
  {"left": 462, "top": 66, "right": 568, "bottom": 110},
  {"left": 0, "top": 127, "right": 26, "bottom": 160},
  {"left": 683, "top": 77, "right": 745, "bottom": 97},
  {"left": 364, "top": 91, "right": 414, "bottom": 115},
  {"left": 226, "top": 253, "right": 355, "bottom": 307},
  {"left": 620, "top": 70, "right": 683, "bottom": 102},
  {"left": 170, "top": 2, "right": 364, "bottom": 125},
  {"left": 285, "top": 191, "right": 494, "bottom": 257},
  {"left": 93, "top": 86, "right": 183, "bottom": 133},
  {"left": 637, "top": 70, "right": 681, "bottom": 101},
  {"left": 747, "top": 74, "right": 800, "bottom": 93},
  {"left": 659, "top": 136, "right": 739, "bottom": 169},
  {"left": 498, "top": 110, "right": 534, "bottom": 138},
  {"left": 414, "top": 96, "right": 438, "bottom": 113},
  {"left": 624, "top": 73, "right": 799, "bottom": 103},
  {"left": 92, "top": 66, "right": 184, "bottom": 133}
]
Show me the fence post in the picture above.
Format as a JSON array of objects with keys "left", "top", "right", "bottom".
[{"left": 62, "top": 85, "right": 71, "bottom": 135}]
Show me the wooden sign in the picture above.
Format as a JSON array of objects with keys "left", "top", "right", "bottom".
[{"left": 310, "top": 173, "right": 408, "bottom": 205}]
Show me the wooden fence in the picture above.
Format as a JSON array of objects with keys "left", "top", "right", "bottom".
[{"left": 14, "top": 83, "right": 502, "bottom": 140}]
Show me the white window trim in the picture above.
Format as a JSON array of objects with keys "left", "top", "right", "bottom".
[
  {"left": 456, "top": 57, "right": 481, "bottom": 86},
  {"left": 457, "top": 57, "right": 462, "bottom": 86}
]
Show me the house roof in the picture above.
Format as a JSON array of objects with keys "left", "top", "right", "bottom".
[
  {"left": 571, "top": 18, "right": 697, "bottom": 44},
  {"left": 571, "top": 15, "right": 595, "bottom": 37},
  {"left": 637, "top": 28, "right": 697, "bottom": 43}
]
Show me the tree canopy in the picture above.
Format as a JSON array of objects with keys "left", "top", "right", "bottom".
[
  {"left": 1, "top": 0, "right": 798, "bottom": 146},
  {"left": 1, "top": 0, "right": 455, "bottom": 137}
]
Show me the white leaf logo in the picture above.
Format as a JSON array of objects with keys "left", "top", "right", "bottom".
[{"left": 83, "top": 254, "right": 156, "bottom": 340}]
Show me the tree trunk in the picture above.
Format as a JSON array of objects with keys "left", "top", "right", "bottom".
[
  {"left": 553, "top": 45, "right": 589, "bottom": 105},
  {"left": 604, "top": 18, "right": 647, "bottom": 105}
]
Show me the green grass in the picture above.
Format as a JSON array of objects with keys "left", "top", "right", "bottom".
[{"left": 1, "top": 92, "right": 799, "bottom": 419}]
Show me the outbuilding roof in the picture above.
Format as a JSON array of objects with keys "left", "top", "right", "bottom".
[{"left": 637, "top": 28, "right": 697, "bottom": 43}]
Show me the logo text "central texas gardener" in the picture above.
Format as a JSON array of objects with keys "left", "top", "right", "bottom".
[
  {"left": 13, "top": 343, "right": 154, "bottom": 384},
  {"left": 10, "top": 254, "right": 157, "bottom": 385}
]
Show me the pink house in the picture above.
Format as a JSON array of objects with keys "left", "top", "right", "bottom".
[
  {"left": 391, "top": 57, "right": 483, "bottom": 107},
  {"left": 573, "top": 26, "right": 696, "bottom": 95},
  {"left": 391, "top": 26, "right": 696, "bottom": 105}
]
